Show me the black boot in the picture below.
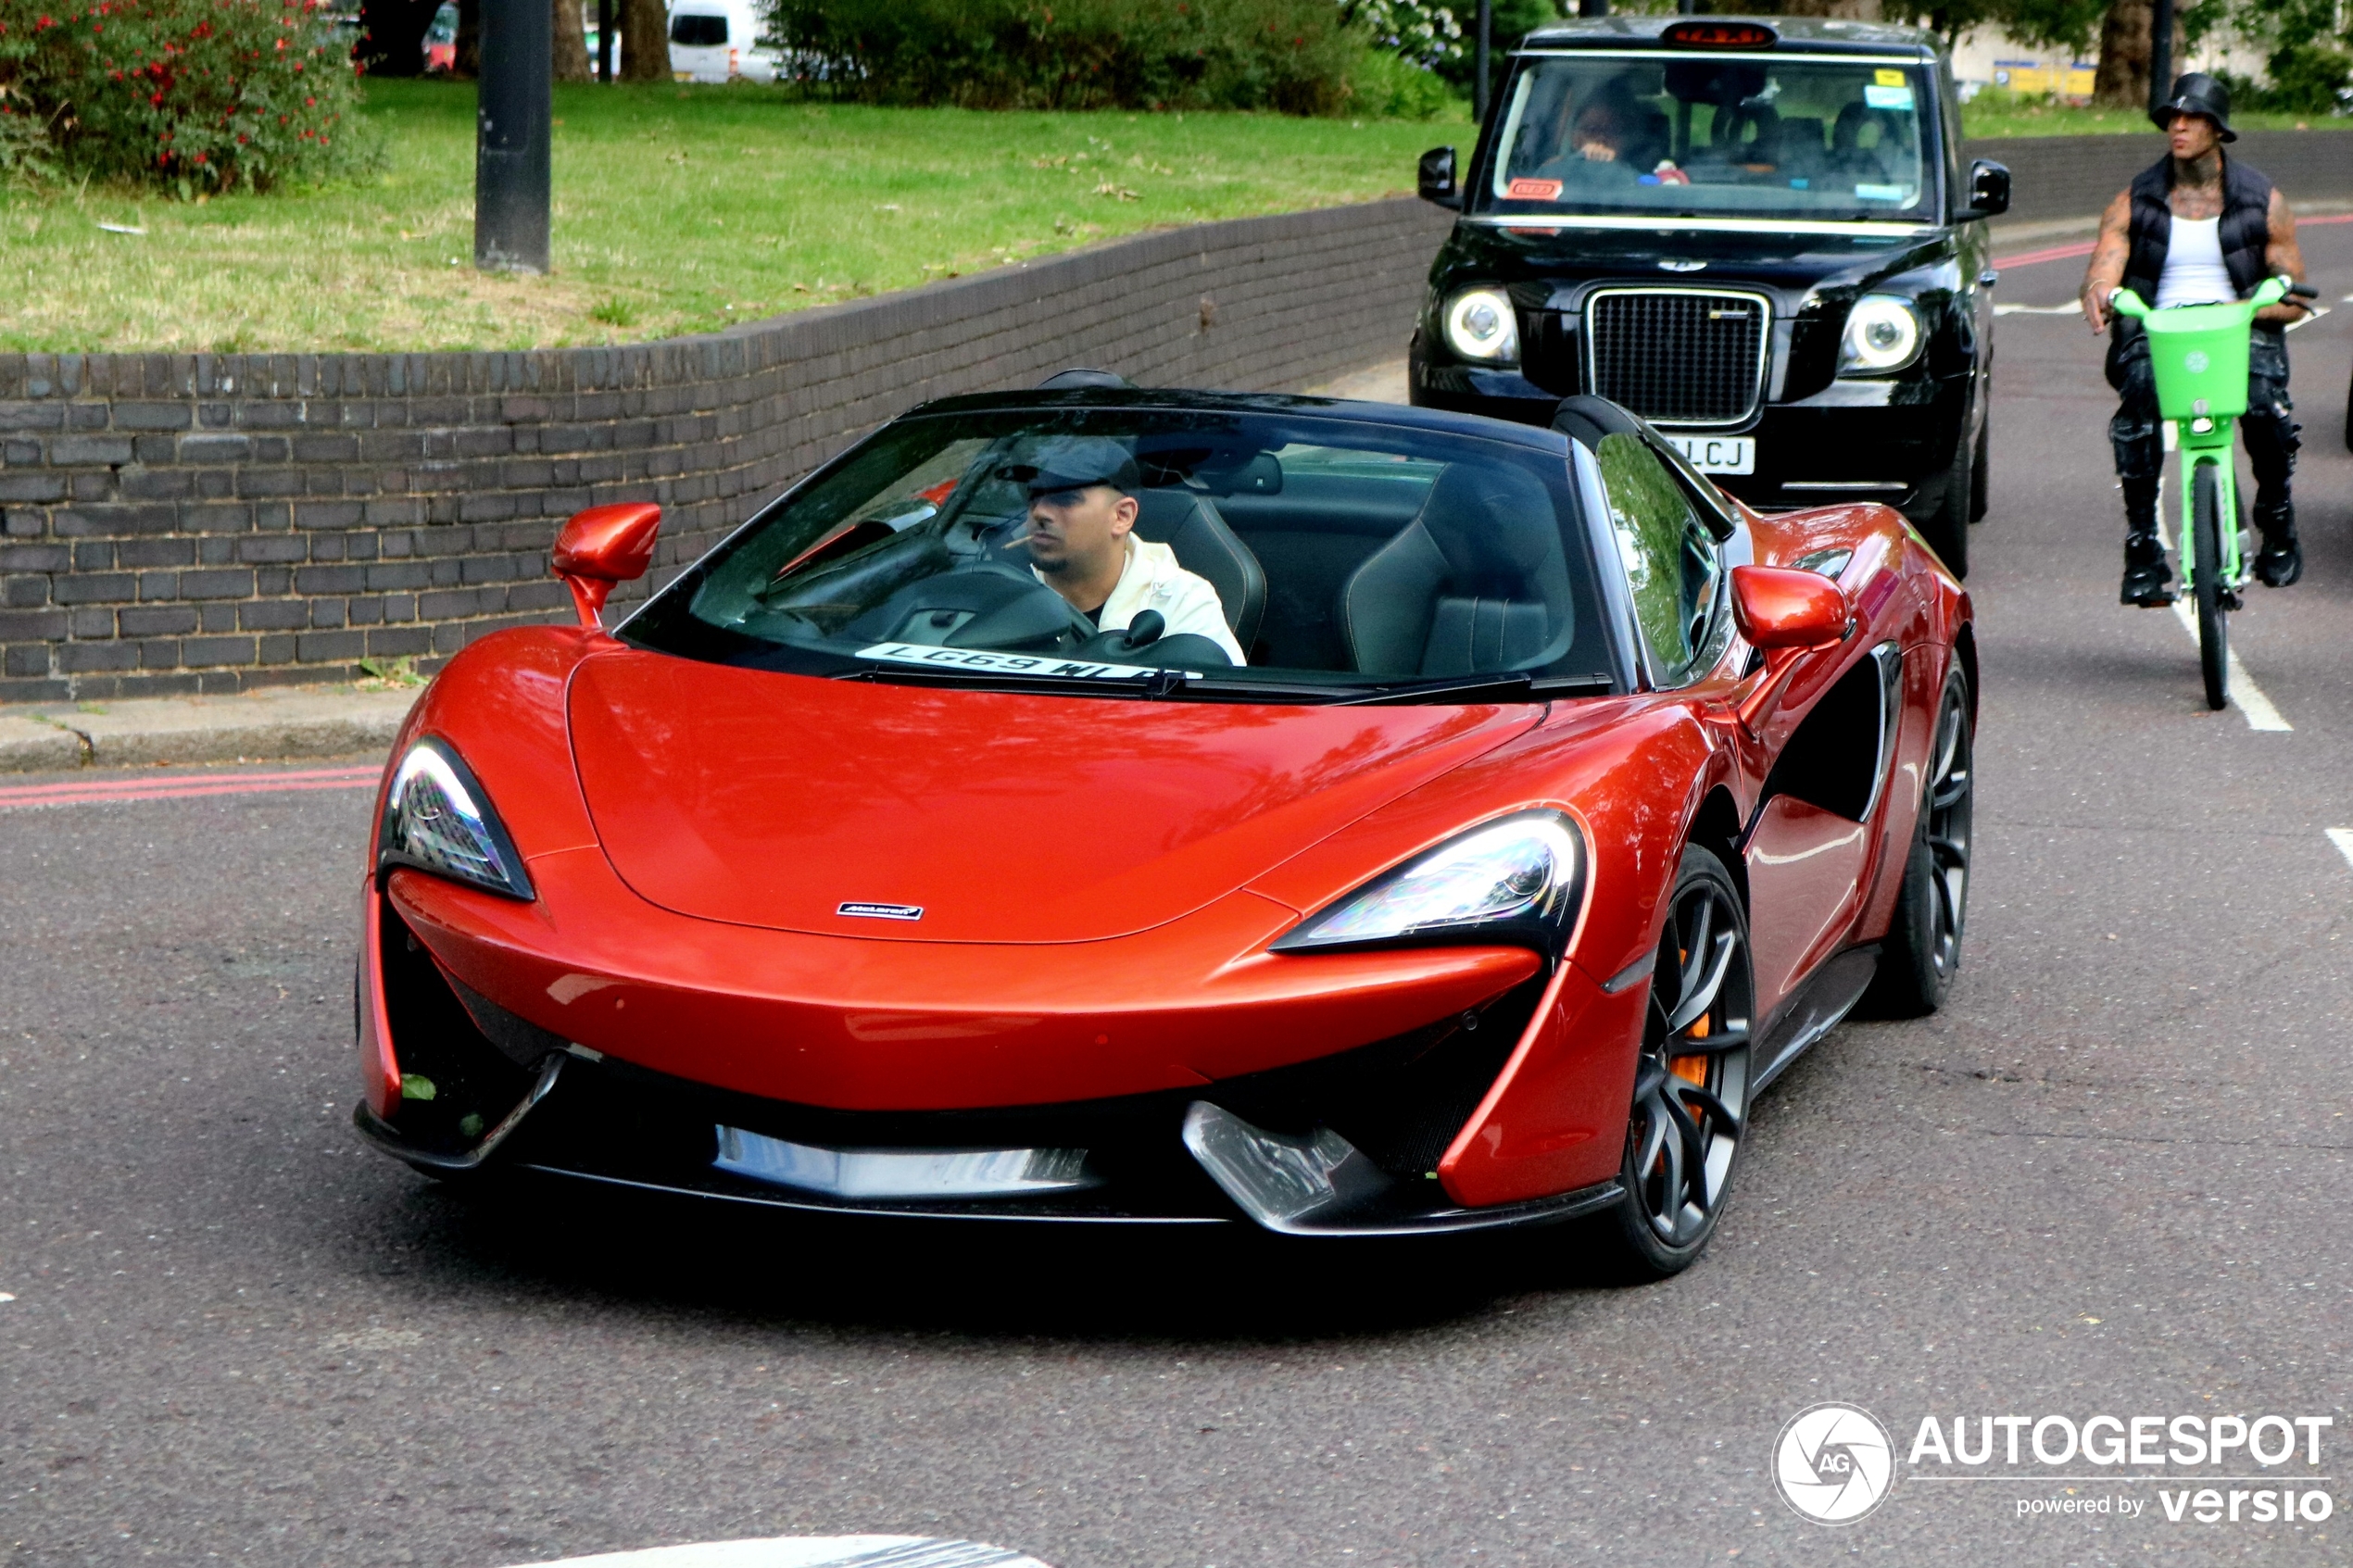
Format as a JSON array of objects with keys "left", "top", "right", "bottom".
[
  {"left": 2254, "top": 502, "right": 2301, "bottom": 587},
  {"left": 2120, "top": 479, "right": 2174, "bottom": 606}
]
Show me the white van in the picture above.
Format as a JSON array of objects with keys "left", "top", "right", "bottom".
[{"left": 667, "top": 0, "right": 779, "bottom": 82}]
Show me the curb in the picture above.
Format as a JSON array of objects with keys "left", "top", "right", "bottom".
[{"left": 0, "top": 685, "right": 421, "bottom": 772}]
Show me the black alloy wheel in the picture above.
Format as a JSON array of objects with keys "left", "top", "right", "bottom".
[
  {"left": 1862, "top": 669, "right": 1974, "bottom": 1017},
  {"left": 2192, "top": 464, "right": 2229, "bottom": 712},
  {"left": 1596, "top": 846, "right": 1755, "bottom": 1281}
]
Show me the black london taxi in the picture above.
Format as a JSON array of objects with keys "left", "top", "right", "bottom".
[{"left": 1410, "top": 16, "right": 2010, "bottom": 577}]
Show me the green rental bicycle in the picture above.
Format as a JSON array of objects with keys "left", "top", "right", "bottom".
[{"left": 2108, "top": 275, "right": 2316, "bottom": 710}]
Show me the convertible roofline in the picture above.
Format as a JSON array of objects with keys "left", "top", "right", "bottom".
[{"left": 900, "top": 386, "right": 1578, "bottom": 456}]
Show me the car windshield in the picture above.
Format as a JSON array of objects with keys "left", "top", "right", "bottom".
[
  {"left": 622, "top": 406, "right": 1616, "bottom": 701},
  {"left": 1483, "top": 52, "right": 1933, "bottom": 222}
]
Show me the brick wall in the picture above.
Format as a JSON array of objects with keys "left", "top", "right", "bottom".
[{"left": 0, "top": 197, "right": 1455, "bottom": 703}]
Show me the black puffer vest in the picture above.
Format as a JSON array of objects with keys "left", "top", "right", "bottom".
[{"left": 2120, "top": 152, "right": 2273, "bottom": 304}]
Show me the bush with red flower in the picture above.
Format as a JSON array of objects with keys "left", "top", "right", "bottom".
[{"left": 0, "top": 0, "right": 367, "bottom": 190}]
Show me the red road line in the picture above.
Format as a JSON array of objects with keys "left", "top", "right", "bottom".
[
  {"left": 0, "top": 765, "right": 380, "bottom": 810},
  {"left": 1994, "top": 241, "right": 2095, "bottom": 268},
  {"left": 1996, "top": 212, "right": 2353, "bottom": 270}
]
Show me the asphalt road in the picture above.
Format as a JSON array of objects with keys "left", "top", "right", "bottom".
[{"left": 5, "top": 225, "right": 2352, "bottom": 1568}]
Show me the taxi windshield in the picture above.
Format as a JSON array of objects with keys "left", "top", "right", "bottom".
[
  {"left": 1484, "top": 53, "right": 1934, "bottom": 222},
  {"left": 621, "top": 406, "right": 1616, "bottom": 701}
]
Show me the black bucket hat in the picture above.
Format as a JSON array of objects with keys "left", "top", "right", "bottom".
[{"left": 2151, "top": 72, "right": 2235, "bottom": 142}]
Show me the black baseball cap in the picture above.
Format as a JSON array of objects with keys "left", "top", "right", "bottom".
[{"left": 1020, "top": 435, "right": 1139, "bottom": 496}]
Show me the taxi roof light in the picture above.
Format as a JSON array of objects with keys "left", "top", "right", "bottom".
[{"left": 1661, "top": 19, "right": 1779, "bottom": 48}]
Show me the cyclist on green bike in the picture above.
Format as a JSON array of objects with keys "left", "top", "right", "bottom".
[{"left": 2080, "top": 73, "right": 2311, "bottom": 606}]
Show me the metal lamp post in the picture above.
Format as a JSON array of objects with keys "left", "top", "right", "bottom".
[
  {"left": 474, "top": 0, "right": 552, "bottom": 274},
  {"left": 2147, "top": 0, "right": 2175, "bottom": 120}
]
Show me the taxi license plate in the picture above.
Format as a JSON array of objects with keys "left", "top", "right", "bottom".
[{"left": 1665, "top": 435, "right": 1755, "bottom": 475}]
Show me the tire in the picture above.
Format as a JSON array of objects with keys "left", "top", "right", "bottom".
[
  {"left": 1592, "top": 846, "right": 1755, "bottom": 1282},
  {"left": 2192, "top": 463, "right": 2228, "bottom": 711},
  {"left": 1861, "top": 670, "right": 1974, "bottom": 1018},
  {"left": 1968, "top": 404, "right": 1990, "bottom": 524},
  {"left": 2345, "top": 360, "right": 2352, "bottom": 453},
  {"left": 1914, "top": 431, "right": 1970, "bottom": 579}
]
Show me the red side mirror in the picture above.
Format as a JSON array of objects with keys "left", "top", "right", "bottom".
[
  {"left": 1730, "top": 565, "right": 1852, "bottom": 649},
  {"left": 1730, "top": 566, "right": 1852, "bottom": 733},
  {"left": 552, "top": 503, "right": 661, "bottom": 628}
]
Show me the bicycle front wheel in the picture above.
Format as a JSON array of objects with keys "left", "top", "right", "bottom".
[{"left": 2192, "top": 462, "right": 2229, "bottom": 711}]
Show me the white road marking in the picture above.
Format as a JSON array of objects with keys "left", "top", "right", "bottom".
[
  {"left": 2284, "top": 304, "right": 2331, "bottom": 332},
  {"left": 2167, "top": 596, "right": 2292, "bottom": 730},
  {"left": 1993, "top": 302, "right": 2084, "bottom": 315},
  {"left": 502, "top": 1539, "right": 1051, "bottom": 1568},
  {"left": 2327, "top": 829, "right": 2353, "bottom": 872}
]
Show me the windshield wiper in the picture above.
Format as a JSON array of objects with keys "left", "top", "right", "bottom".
[{"left": 1337, "top": 672, "right": 1614, "bottom": 706}]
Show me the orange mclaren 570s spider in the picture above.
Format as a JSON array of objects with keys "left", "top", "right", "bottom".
[{"left": 355, "top": 386, "right": 1973, "bottom": 1278}]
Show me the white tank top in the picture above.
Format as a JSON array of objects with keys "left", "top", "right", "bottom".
[{"left": 2156, "top": 216, "right": 2235, "bottom": 307}]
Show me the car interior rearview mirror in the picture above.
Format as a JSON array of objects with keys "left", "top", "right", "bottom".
[
  {"left": 1966, "top": 159, "right": 2011, "bottom": 220},
  {"left": 553, "top": 502, "right": 662, "bottom": 628},
  {"left": 1417, "top": 146, "right": 1459, "bottom": 209}
]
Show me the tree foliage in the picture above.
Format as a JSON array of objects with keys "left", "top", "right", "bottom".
[
  {"left": 0, "top": 0, "right": 368, "bottom": 188},
  {"left": 768, "top": 0, "right": 1373, "bottom": 113}
]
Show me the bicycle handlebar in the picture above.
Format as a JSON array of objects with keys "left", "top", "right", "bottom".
[{"left": 2108, "top": 275, "right": 2299, "bottom": 320}]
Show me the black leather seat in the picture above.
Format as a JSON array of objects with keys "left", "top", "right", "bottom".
[
  {"left": 1133, "top": 487, "right": 1267, "bottom": 650},
  {"left": 1335, "top": 463, "right": 1572, "bottom": 678}
]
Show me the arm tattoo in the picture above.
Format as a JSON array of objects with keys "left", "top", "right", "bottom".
[{"left": 2080, "top": 191, "right": 2132, "bottom": 330}]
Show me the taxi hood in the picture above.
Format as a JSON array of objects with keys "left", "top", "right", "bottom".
[{"left": 567, "top": 653, "right": 1542, "bottom": 944}]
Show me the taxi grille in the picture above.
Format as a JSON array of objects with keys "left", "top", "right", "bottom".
[{"left": 1585, "top": 289, "right": 1770, "bottom": 427}]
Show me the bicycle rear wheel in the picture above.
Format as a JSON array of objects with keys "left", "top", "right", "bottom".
[{"left": 2192, "top": 462, "right": 2228, "bottom": 711}]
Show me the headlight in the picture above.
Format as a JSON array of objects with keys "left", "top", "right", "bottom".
[
  {"left": 1443, "top": 287, "right": 1520, "bottom": 363},
  {"left": 378, "top": 738, "right": 535, "bottom": 900},
  {"left": 1839, "top": 294, "right": 1922, "bottom": 374},
  {"left": 1272, "top": 811, "right": 1583, "bottom": 955}
]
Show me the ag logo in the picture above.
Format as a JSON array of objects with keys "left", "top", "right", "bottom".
[
  {"left": 2184, "top": 349, "right": 2211, "bottom": 373},
  {"left": 1772, "top": 1402, "right": 1896, "bottom": 1524}
]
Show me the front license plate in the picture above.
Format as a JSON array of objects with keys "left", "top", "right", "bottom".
[{"left": 1666, "top": 435, "right": 1755, "bottom": 475}]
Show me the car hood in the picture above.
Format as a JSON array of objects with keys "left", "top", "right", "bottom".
[
  {"left": 567, "top": 653, "right": 1542, "bottom": 944},
  {"left": 1443, "top": 221, "right": 1955, "bottom": 302}
]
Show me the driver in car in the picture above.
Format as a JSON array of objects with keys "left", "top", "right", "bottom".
[{"left": 1016, "top": 437, "right": 1246, "bottom": 664}]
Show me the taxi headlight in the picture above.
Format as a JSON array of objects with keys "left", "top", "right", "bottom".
[
  {"left": 378, "top": 738, "right": 535, "bottom": 900},
  {"left": 1839, "top": 294, "right": 1922, "bottom": 374},
  {"left": 1272, "top": 811, "right": 1583, "bottom": 955},
  {"left": 1443, "top": 287, "right": 1520, "bottom": 363}
]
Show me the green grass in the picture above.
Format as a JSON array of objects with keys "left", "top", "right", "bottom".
[
  {"left": 0, "top": 81, "right": 1465, "bottom": 354},
  {"left": 1961, "top": 97, "right": 2346, "bottom": 138}
]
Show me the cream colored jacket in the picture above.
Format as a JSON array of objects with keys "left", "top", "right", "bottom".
[{"left": 1042, "top": 536, "right": 1247, "bottom": 665}]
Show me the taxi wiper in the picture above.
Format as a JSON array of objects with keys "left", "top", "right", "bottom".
[{"left": 1337, "top": 672, "right": 1613, "bottom": 706}]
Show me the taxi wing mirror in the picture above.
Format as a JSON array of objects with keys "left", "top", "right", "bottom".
[
  {"left": 1965, "top": 159, "right": 2011, "bottom": 220},
  {"left": 1418, "top": 146, "right": 1460, "bottom": 209},
  {"left": 553, "top": 502, "right": 661, "bottom": 628},
  {"left": 1730, "top": 565, "right": 1853, "bottom": 733}
]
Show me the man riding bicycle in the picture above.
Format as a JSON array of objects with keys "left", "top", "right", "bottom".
[{"left": 2080, "top": 73, "right": 2309, "bottom": 606}]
